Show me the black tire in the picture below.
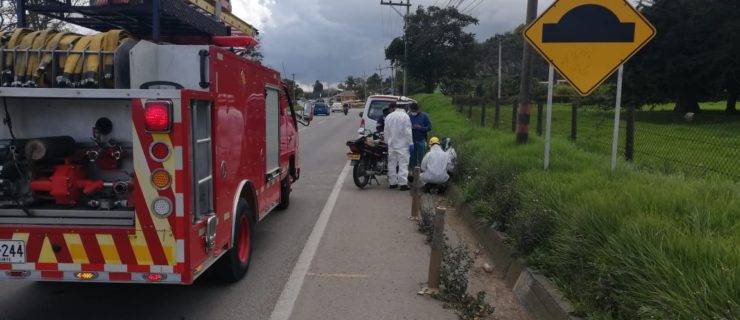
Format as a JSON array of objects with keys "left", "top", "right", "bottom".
[
  {"left": 276, "top": 178, "right": 290, "bottom": 210},
  {"left": 215, "top": 199, "right": 253, "bottom": 282},
  {"left": 352, "top": 158, "right": 370, "bottom": 189}
]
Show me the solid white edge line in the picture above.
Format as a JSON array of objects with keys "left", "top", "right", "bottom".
[{"left": 268, "top": 162, "right": 351, "bottom": 320}]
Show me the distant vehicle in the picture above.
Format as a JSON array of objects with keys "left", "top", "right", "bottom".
[
  {"left": 359, "top": 95, "right": 416, "bottom": 132},
  {"left": 331, "top": 102, "right": 343, "bottom": 113},
  {"left": 313, "top": 103, "right": 330, "bottom": 116}
]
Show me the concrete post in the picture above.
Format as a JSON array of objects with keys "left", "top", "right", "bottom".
[
  {"left": 411, "top": 167, "right": 421, "bottom": 219},
  {"left": 427, "top": 207, "right": 446, "bottom": 290}
]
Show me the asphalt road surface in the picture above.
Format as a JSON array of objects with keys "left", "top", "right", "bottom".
[{"left": 0, "top": 111, "right": 360, "bottom": 320}]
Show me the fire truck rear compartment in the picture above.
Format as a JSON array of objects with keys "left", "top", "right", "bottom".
[{"left": 0, "top": 97, "right": 134, "bottom": 226}]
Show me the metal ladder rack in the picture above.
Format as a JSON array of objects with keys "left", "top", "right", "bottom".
[{"left": 17, "top": 0, "right": 257, "bottom": 42}]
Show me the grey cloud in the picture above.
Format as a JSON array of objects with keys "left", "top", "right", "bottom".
[{"left": 252, "top": 0, "right": 555, "bottom": 86}]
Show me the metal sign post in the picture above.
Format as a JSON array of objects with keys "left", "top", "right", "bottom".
[
  {"left": 544, "top": 64, "right": 555, "bottom": 170},
  {"left": 611, "top": 65, "right": 624, "bottom": 171}
]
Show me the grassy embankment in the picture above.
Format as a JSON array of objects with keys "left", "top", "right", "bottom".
[
  {"left": 416, "top": 93, "right": 740, "bottom": 319},
  {"left": 457, "top": 101, "right": 739, "bottom": 179}
]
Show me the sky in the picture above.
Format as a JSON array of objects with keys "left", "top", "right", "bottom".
[{"left": 231, "top": 0, "right": 556, "bottom": 91}]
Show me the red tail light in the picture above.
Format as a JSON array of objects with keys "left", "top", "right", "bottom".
[
  {"left": 360, "top": 118, "right": 365, "bottom": 129},
  {"left": 144, "top": 101, "right": 172, "bottom": 132},
  {"left": 145, "top": 273, "right": 166, "bottom": 281}
]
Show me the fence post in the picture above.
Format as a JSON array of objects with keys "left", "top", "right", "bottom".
[
  {"left": 411, "top": 167, "right": 421, "bottom": 219},
  {"left": 427, "top": 207, "right": 446, "bottom": 290},
  {"left": 480, "top": 99, "right": 487, "bottom": 127},
  {"left": 493, "top": 98, "right": 501, "bottom": 129},
  {"left": 511, "top": 100, "right": 518, "bottom": 133},
  {"left": 625, "top": 104, "right": 635, "bottom": 161},
  {"left": 536, "top": 101, "right": 544, "bottom": 136},
  {"left": 570, "top": 103, "right": 578, "bottom": 141}
]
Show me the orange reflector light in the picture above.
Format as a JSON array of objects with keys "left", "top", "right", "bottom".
[
  {"left": 74, "top": 272, "right": 98, "bottom": 280},
  {"left": 151, "top": 169, "right": 171, "bottom": 190},
  {"left": 145, "top": 273, "right": 166, "bottom": 281},
  {"left": 6, "top": 271, "right": 30, "bottom": 278}
]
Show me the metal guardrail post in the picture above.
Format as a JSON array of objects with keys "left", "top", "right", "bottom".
[{"left": 427, "top": 207, "right": 446, "bottom": 290}]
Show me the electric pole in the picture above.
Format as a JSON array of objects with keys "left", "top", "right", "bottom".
[
  {"left": 380, "top": 0, "right": 411, "bottom": 97},
  {"left": 498, "top": 36, "right": 502, "bottom": 101},
  {"left": 517, "top": 0, "right": 538, "bottom": 144}
]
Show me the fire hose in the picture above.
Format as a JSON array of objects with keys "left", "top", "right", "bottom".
[{"left": 1, "top": 29, "right": 132, "bottom": 88}]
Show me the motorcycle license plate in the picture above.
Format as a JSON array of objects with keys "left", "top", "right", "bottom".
[
  {"left": 347, "top": 153, "right": 361, "bottom": 161},
  {"left": 0, "top": 240, "right": 25, "bottom": 263}
]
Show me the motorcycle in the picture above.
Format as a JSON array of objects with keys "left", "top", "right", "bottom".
[
  {"left": 346, "top": 130, "right": 387, "bottom": 189},
  {"left": 342, "top": 104, "right": 349, "bottom": 116}
]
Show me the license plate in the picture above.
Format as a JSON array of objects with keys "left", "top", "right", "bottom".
[
  {"left": 347, "top": 153, "right": 361, "bottom": 161},
  {"left": 0, "top": 240, "right": 25, "bottom": 264}
]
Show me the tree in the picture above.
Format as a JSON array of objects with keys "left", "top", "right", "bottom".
[
  {"left": 1, "top": 0, "right": 84, "bottom": 32},
  {"left": 625, "top": 0, "right": 740, "bottom": 113},
  {"left": 313, "top": 80, "right": 324, "bottom": 97},
  {"left": 366, "top": 73, "right": 382, "bottom": 95},
  {"left": 385, "top": 6, "right": 478, "bottom": 93},
  {"left": 283, "top": 78, "right": 304, "bottom": 100}
]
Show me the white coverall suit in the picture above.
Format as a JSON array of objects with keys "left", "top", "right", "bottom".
[
  {"left": 383, "top": 109, "right": 413, "bottom": 186},
  {"left": 421, "top": 144, "right": 450, "bottom": 184}
]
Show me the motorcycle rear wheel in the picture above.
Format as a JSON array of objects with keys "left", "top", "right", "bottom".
[{"left": 353, "top": 158, "right": 371, "bottom": 189}]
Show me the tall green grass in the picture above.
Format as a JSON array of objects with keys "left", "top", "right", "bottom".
[{"left": 416, "top": 93, "right": 740, "bottom": 319}]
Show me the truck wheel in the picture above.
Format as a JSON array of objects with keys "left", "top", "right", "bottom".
[
  {"left": 276, "top": 178, "right": 290, "bottom": 210},
  {"left": 216, "top": 199, "right": 252, "bottom": 282}
]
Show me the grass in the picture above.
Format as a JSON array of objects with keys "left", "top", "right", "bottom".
[
  {"left": 454, "top": 101, "right": 740, "bottom": 180},
  {"left": 415, "top": 93, "right": 740, "bottom": 319}
]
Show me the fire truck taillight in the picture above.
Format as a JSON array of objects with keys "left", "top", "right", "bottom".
[
  {"left": 74, "top": 272, "right": 98, "bottom": 280},
  {"left": 151, "top": 169, "right": 172, "bottom": 190},
  {"left": 151, "top": 197, "right": 173, "bottom": 217},
  {"left": 144, "top": 101, "right": 172, "bottom": 132},
  {"left": 149, "top": 142, "right": 171, "bottom": 162},
  {"left": 144, "top": 273, "right": 167, "bottom": 281}
]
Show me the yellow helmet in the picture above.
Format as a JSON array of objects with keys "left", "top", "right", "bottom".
[{"left": 429, "top": 137, "right": 440, "bottom": 145}]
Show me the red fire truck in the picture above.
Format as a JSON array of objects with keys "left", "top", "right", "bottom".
[{"left": 0, "top": 0, "right": 307, "bottom": 284}]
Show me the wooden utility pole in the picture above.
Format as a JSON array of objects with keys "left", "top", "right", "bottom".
[{"left": 516, "top": 0, "right": 538, "bottom": 144}]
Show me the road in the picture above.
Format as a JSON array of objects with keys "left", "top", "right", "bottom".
[{"left": 0, "top": 111, "right": 361, "bottom": 320}]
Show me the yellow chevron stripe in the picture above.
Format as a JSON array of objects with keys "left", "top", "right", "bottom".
[
  {"left": 38, "top": 236, "right": 57, "bottom": 264},
  {"left": 96, "top": 234, "right": 121, "bottom": 264},
  {"left": 11, "top": 233, "right": 29, "bottom": 243},
  {"left": 63, "top": 234, "right": 90, "bottom": 264},
  {"left": 133, "top": 126, "right": 177, "bottom": 265}
]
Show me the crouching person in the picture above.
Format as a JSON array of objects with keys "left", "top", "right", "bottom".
[{"left": 420, "top": 137, "right": 450, "bottom": 194}]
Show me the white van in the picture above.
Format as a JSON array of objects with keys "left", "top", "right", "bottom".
[{"left": 359, "top": 95, "right": 416, "bottom": 133}]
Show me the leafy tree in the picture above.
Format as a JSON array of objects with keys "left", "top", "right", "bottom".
[
  {"left": 366, "top": 73, "right": 382, "bottom": 95},
  {"left": 385, "top": 6, "right": 478, "bottom": 93},
  {"left": 625, "top": 0, "right": 740, "bottom": 113},
  {"left": 312, "top": 80, "right": 324, "bottom": 97}
]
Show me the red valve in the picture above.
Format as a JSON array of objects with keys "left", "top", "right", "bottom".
[{"left": 31, "top": 165, "right": 104, "bottom": 205}]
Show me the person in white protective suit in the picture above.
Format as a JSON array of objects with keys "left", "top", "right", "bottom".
[
  {"left": 420, "top": 137, "right": 450, "bottom": 187},
  {"left": 383, "top": 102, "right": 413, "bottom": 191}
]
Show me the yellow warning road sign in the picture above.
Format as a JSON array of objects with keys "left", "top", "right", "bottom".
[{"left": 524, "top": 0, "right": 656, "bottom": 96}]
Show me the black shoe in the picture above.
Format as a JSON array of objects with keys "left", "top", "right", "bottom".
[
  {"left": 400, "top": 185, "right": 410, "bottom": 191},
  {"left": 389, "top": 184, "right": 398, "bottom": 189}
]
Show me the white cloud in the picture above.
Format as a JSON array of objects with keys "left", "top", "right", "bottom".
[{"left": 232, "top": 0, "right": 275, "bottom": 30}]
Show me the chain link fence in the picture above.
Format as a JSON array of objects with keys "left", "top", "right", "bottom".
[{"left": 450, "top": 96, "right": 740, "bottom": 180}]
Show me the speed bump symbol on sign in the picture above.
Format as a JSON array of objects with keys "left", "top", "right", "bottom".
[{"left": 524, "top": 0, "right": 656, "bottom": 96}]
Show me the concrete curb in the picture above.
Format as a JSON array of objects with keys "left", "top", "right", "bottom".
[{"left": 448, "top": 186, "right": 583, "bottom": 320}]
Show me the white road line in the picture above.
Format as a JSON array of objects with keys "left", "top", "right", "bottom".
[{"left": 269, "top": 162, "right": 351, "bottom": 320}]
